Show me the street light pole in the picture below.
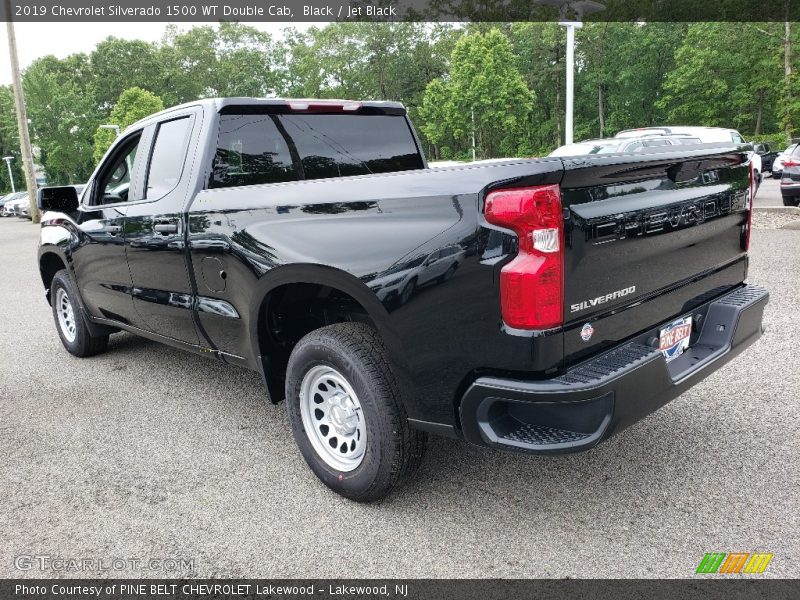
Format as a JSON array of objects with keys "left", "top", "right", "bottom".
[
  {"left": 540, "top": 0, "right": 606, "bottom": 147},
  {"left": 3, "top": 156, "right": 15, "bottom": 193},
  {"left": 5, "top": 12, "right": 39, "bottom": 222},
  {"left": 562, "top": 21, "right": 581, "bottom": 145}
]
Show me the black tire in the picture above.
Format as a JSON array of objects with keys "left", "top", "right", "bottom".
[
  {"left": 50, "top": 270, "right": 109, "bottom": 357},
  {"left": 285, "top": 322, "right": 427, "bottom": 502},
  {"left": 782, "top": 195, "right": 800, "bottom": 207}
]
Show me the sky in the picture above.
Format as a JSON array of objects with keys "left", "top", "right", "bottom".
[{"left": 0, "top": 21, "right": 319, "bottom": 85}]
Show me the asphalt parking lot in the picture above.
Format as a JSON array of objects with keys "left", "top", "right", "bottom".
[{"left": 0, "top": 194, "right": 798, "bottom": 579}]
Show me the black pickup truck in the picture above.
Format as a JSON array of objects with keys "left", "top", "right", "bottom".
[{"left": 37, "top": 98, "right": 768, "bottom": 501}]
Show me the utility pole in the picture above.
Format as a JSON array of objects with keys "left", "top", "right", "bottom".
[{"left": 5, "top": 13, "right": 39, "bottom": 223}]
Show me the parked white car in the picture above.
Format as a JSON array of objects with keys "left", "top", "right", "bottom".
[
  {"left": 372, "top": 245, "right": 465, "bottom": 305},
  {"left": 550, "top": 134, "right": 702, "bottom": 157},
  {"left": 1, "top": 193, "right": 28, "bottom": 217},
  {"left": 615, "top": 126, "right": 761, "bottom": 190},
  {"left": 771, "top": 143, "right": 798, "bottom": 178}
]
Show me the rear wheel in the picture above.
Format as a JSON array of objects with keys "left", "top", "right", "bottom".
[
  {"left": 783, "top": 195, "right": 800, "bottom": 207},
  {"left": 285, "top": 322, "right": 426, "bottom": 502},
  {"left": 51, "top": 270, "right": 109, "bottom": 357}
]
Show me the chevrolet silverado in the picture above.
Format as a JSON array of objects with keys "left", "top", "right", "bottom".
[{"left": 37, "top": 98, "right": 768, "bottom": 501}]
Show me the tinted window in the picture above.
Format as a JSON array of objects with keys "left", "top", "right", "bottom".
[
  {"left": 95, "top": 133, "right": 142, "bottom": 205},
  {"left": 146, "top": 117, "right": 192, "bottom": 199},
  {"left": 210, "top": 113, "right": 424, "bottom": 189},
  {"left": 643, "top": 139, "right": 670, "bottom": 147},
  {"left": 731, "top": 132, "right": 744, "bottom": 143}
]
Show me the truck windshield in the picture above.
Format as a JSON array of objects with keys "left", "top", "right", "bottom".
[{"left": 210, "top": 113, "right": 424, "bottom": 189}]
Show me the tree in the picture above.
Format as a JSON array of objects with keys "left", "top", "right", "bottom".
[
  {"left": 23, "top": 54, "right": 100, "bottom": 184},
  {"left": 90, "top": 37, "right": 164, "bottom": 110},
  {"left": 509, "top": 23, "right": 566, "bottom": 152},
  {"left": 657, "top": 23, "right": 782, "bottom": 136},
  {"left": 419, "top": 28, "right": 534, "bottom": 159},
  {"left": 0, "top": 86, "right": 24, "bottom": 193},
  {"left": 93, "top": 87, "right": 164, "bottom": 162},
  {"left": 158, "top": 23, "right": 280, "bottom": 103}
]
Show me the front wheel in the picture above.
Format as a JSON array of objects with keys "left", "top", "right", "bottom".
[
  {"left": 285, "top": 322, "right": 426, "bottom": 502},
  {"left": 50, "top": 270, "right": 109, "bottom": 357}
]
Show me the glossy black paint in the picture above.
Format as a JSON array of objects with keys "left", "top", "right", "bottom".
[{"left": 38, "top": 98, "right": 759, "bottom": 442}]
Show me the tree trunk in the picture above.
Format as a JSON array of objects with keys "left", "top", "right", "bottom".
[
  {"left": 755, "top": 90, "right": 763, "bottom": 136},
  {"left": 598, "top": 85, "right": 605, "bottom": 138},
  {"left": 785, "top": 13, "right": 792, "bottom": 140}
]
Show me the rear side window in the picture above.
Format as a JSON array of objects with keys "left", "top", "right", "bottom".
[
  {"left": 146, "top": 117, "right": 192, "bottom": 199},
  {"left": 210, "top": 113, "right": 424, "bottom": 189},
  {"left": 731, "top": 132, "right": 744, "bottom": 144}
]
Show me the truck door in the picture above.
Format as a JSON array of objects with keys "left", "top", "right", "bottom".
[
  {"left": 124, "top": 111, "right": 201, "bottom": 344},
  {"left": 71, "top": 129, "right": 150, "bottom": 325}
]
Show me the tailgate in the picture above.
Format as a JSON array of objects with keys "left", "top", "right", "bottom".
[{"left": 559, "top": 146, "right": 752, "bottom": 364}]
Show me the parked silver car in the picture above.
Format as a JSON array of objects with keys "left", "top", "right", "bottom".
[{"left": 1, "top": 192, "right": 28, "bottom": 217}]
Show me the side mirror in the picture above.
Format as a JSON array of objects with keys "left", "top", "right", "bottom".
[{"left": 37, "top": 186, "right": 79, "bottom": 212}]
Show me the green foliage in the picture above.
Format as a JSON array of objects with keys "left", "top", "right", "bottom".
[
  {"left": 657, "top": 23, "right": 783, "bottom": 135},
  {"left": 93, "top": 87, "right": 165, "bottom": 162},
  {"left": 420, "top": 28, "right": 534, "bottom": 158},
  {"left": 15, "top": 21, "right": 797, "bottom": 181},
  {"left": 24, "top": 54, "right": 100, "bottom": 184},
  {"left": 0, "top": 86, "right": 24, "bottom": 193}
]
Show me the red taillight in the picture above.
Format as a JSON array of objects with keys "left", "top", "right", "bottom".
[
  {"left": 485, "top": 184, "right": 564, "bottom": 330},
  {"left": 782, "top": 158, "right": 800, "bottom": 168}
]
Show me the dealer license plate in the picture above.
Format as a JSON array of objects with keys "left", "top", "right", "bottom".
[{"left": 659, "top": 316, "right": 692, "bottom": 362}]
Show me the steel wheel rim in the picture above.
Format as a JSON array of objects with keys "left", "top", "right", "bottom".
[
  {"left": 56, "top": 288, "right": 77, "bottom": 343},
  {"left": 299, "top": 365, "right": 366, "bottom": 472}
]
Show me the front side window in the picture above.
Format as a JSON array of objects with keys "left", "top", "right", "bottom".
[
  {"left": 210, "top": 112, "right": 424, "bottom": 189},
  {"left": 94, "top": 134, "right": 141, "bottom": 205},
  {"left": 146, "top": 117, "right": 192, "bottom": 199}
]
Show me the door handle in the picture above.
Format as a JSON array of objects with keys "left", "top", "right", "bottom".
[
  {"left": 154, "top": 222, "right": 178, "bottom": 235},
  {"left": 102, "top": 225, "right": 122, "bottom": 234}
]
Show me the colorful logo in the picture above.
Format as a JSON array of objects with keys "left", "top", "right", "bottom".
[
  {"left": 696, "top": 552, "right": 773, "bottom": 574},
  {"left": 580, "top": 323, "right": 594, "bottom": 341}
]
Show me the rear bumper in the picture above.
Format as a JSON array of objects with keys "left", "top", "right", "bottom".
[
  {"left": 459, "top": 284, "right": 769, "bottom": 454},
  {"left": 780, "top": 181, "right": 800, "bottom": 196}
]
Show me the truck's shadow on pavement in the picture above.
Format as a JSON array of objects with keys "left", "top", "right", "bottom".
[{"left": 100, "top": 331, "right": 731, "bottom": 514}]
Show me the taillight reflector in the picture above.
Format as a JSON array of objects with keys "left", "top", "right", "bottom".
[{"left": 485, "top": 184, "right": 564, "bottom": 330}]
